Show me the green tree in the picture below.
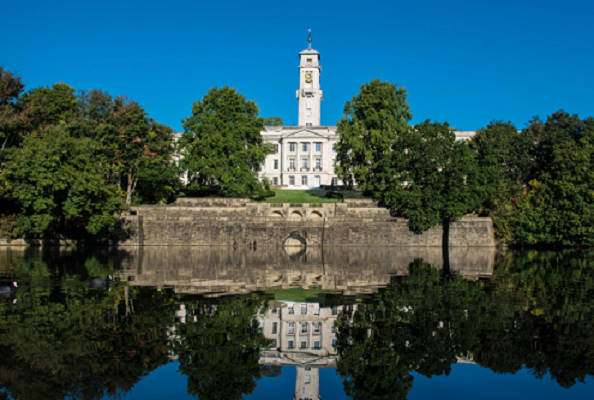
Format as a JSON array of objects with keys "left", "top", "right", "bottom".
[
  {"left": 19, "top": 83, "right": 78, "bottom": 131},
  {"left": 74, "top": 90, "right": 177, "bottom": 205},
  {"left": 514, "top": 111, "right": 594, "bottom": 245},
  {"left": 0, "top": 67, "right": 26, "bottom": 166},
  {"left": 387, "top": 120, "right": 490, "bottom": 233},
  {"left": 335, "top": 79, "right": 411, "bottom": 192},
  {"left": 263, "top": 117, "right": 283, "bottom": 126},
  {"left": 179, "top": 86, "right": 275, "bottom": 196},
  {"left": 470, "top": 121, "right": 535, "bottom": 244},
  {"left": 1, "top": 127, "right": 126, "bottom": 238}
]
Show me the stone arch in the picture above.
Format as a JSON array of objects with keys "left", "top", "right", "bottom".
[
  {"left": 284, "top": 231, "right": 306, "bottom": 248},
  {"left": 309, "top": 211, "right": 323, "bottom": 220},
  {"left": 270, "top": 210, "right": 284, "bottom": 219},
  {"left": 289, "top": 211, "right": 303, "bottom": 221}
]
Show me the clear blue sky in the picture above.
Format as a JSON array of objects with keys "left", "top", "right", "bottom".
[{"left": 3, "top": 0, "right": 593, "bottom": 132}]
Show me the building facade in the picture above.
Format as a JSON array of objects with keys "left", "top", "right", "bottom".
[{"left": 259, "top": 37, "right": 476, "bottom": 189}]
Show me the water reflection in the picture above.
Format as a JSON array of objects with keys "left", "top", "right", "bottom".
[{"left": 0, "top": 247, "right": 592, "bottom": 399}]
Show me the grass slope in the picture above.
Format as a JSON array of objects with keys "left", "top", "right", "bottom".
[{"left": 259, "top": 190, "right": 367, "bottom": 203}]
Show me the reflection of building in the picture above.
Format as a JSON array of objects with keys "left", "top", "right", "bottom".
[{"left": 259, "top": 300, "right": 346, "bottom": 400}]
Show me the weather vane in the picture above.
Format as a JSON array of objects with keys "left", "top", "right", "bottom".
[{"left": 308, "top": 29, "right": 312, "bottom": 49}]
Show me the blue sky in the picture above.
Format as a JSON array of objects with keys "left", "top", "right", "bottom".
[{"left": 3, "top": 0, "right": 593, "bottom": 132}]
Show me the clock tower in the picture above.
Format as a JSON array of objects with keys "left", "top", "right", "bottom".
[{"left": 297, "top": 30, "right": 322, "bottom": 127}]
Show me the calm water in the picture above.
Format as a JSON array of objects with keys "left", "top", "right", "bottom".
[{"left": 0, "top": 246, "right": 593, "bottom": 400}]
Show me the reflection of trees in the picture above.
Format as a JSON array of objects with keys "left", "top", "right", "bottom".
[
  {"left": 171, "top": 293, "right": 280, "bottom": 400},
  {"left": 0, "top": 251, "right": 173, "bottom": 400},
  {"left": 473, "top": 250, "right": 594, "bottom": 388},
  {"left": 335, "top": 251, "right": 594, "bottom": 398}
]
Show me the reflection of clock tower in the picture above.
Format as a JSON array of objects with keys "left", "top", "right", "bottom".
[{"left": 297, "top": 30, "right": 323, "bottom": 127}]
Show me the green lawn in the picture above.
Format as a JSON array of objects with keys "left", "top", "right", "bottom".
[
  {"left": 264, "top": 287, "right": 342, "bottom": 302},
  {"left": 258, "top": 189, "right": 368, "bottom": 203}
]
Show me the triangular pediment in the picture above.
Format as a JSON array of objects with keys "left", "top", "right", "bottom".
[{"left": 282, "top": 129, "right": 327, "bottom": 139}]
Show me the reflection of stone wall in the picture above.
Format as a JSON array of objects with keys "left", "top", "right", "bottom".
[
  {"left": 111, "top": 200, "right": 495, "bottom": 248},
  {"left": 114, "top": 246, "right": 495, "bottom": 296}
]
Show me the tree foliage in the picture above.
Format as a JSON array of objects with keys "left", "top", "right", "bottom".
[
  {"left": 473, "top": 111, "right": 594, "bottom": 246},
  {"left": 335, "top": 79, "right": 411, "bottom": 192},
  {"left": 336, "top": 80, "right": 490, "bottom": 233},
  {"left": 0, "top": 68, "right": 177, "bottom": 240},
  {"left": 179, "top": 86, "right": 274, "bottom": 196},
  {"left": 1, "top": 128, "right": 126, "bottom": 238}
]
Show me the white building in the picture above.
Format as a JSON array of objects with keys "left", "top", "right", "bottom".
[
  {"left": 259, "top": 34, "right": 341, "bottom": 189},
  {"left": 259, "top": 35, "right": 476, "bottom": 189}
]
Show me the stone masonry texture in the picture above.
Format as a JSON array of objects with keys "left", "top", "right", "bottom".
[{"left": 110, "top": 199, "right": 495, "bottom": 247}]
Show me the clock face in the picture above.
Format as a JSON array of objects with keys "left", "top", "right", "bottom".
[{"left": 305, "top": 71, "right": 313, "bottom": 83}]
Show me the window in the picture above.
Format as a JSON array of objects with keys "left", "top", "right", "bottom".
[
  {"left": 306, "top": 108, "right": 312, "bottom": 117},
  {"left": 332, "top": 338, "right": 337, "bottom": 346},
  {"left": 271, "top": 307, "right": 277, "bottom": 314},
  {"left": 314, "top": 304, "right": 320, "bottom": 315},
  {"left": 301, "top": 304, "right": 307, "bottom": 315},
  {"left": 302, "top": 143, "right": 308, "bottom": 152},
  {"left": 289, "top": 143, "right": 296, "bottom": 152},
  {"left": 331, "top": 326, "right": 336, "bottom": 333},
  {"left": 288, "top": 304, "right": 294, "bottom": 314},
  {"left": 332, "top": 306, "right": 338, "bottom": 315},
  {"left": 288, "top": 340, "right": 294, "bottom": 349},
  {"left": 272, "top": 322, "right": 278, "bottom": 334},
  {"left": 272, "top": 339, "right": 277, "bottom": 347},
  {"left": 275, "top": 144, "right": 279, "bottom": 154},
  {"left": 332, "top": 145, "right": 337, "bottom": 153},
  {"left": 301, "top": 175, "right": 308, "bottom": 186},
  {"left": 314, "top": 340, "right": 320, "bottom": 348},
  {"left": 273, "top": 160, "right": 278, "bottom": 170},
  {"left": 289, "top": 158, "right": 295, "bottom": 170},
  {"left": 306, "top": 95, "right": 311, "bottom": 99},
  {"left": 306, "top": 123, "right": 312, "bottom": 127},
  {"left": 332, "top": 158, "right": 337, "bottom": 166},
  {"left": 315, "top": 143, "right": 321, "bottom": 152},
  {"left": 315, "top": 159, "right": 321, "bottom": 170},
  {"left": 305, "top": 367, "right": 311, "bottom": 371},
  {"left": 301, "top": 341, "right": 307, "bottom": 349},
  {"left": 307, "top": 58, "right": 312, "bottom": 63},
  {"left": 288, "top": 322, "right": 295, "bottom": 334},
  {"left": 301, "top": 159, "right": 308, "bottom": 169},
  {"left": 305, "top": 375, "right": 311, "bottom": 384},
  {"left": 313, "top": 322, "right": 321, "bottom": 334},
  {"left": 272, "top": 177, "right": 278, "bottom": 185},
  {"left": 301, "top": 322, "right": 308, "bottom": 333},
  {"left": 332, "top": 177, "right": 338, "bottom": 186},
  {"left": 289, "top": 176, "right": 295, "bottom": 186}
]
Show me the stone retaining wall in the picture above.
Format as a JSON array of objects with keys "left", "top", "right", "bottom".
[{"left": 110, "top": 199, "right": 495, "bottom": 247}]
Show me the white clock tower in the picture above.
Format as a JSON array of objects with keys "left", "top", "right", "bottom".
[{"left": 297, "top": 30, "right": 323, "bottom": 127}]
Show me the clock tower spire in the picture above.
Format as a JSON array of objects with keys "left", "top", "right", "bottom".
[{"left": 297, "top": 30, "right": 322, "bottom": 127}]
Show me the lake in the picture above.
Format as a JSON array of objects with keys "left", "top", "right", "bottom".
[{"left": 0, "top": 246, "right": 593, "bottom": 399}]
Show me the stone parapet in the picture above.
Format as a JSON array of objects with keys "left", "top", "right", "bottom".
[{"left": 111, "top": 200, "right": 495, "bottom": 247}]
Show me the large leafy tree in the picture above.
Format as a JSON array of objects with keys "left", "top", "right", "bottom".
[
  {"left": 179, "top": 86, "right": 275, "bottom": 196},
  {"left": 74, "top": 90, "right": 177, "bottom": 205},
  {"left": 1, "top": 127, "right": 126, "bottom": 238},
  {"left": 335, "top": 79, "right": 411, "bottom": 192},
  {"left": 335, "top": 81, "right": 489, "bottom": 233},
  {"left": 503, "top": 111, "right": 594, "bottom": 246},
  {"left": 470, "top": 121, "right": 535, "bottom": 244},
  {"left": 385, "top": 120, "right": 491, "bottom": 233},
  {"left": 0, "top": 67, "right": 26, "bottom": 166}
]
